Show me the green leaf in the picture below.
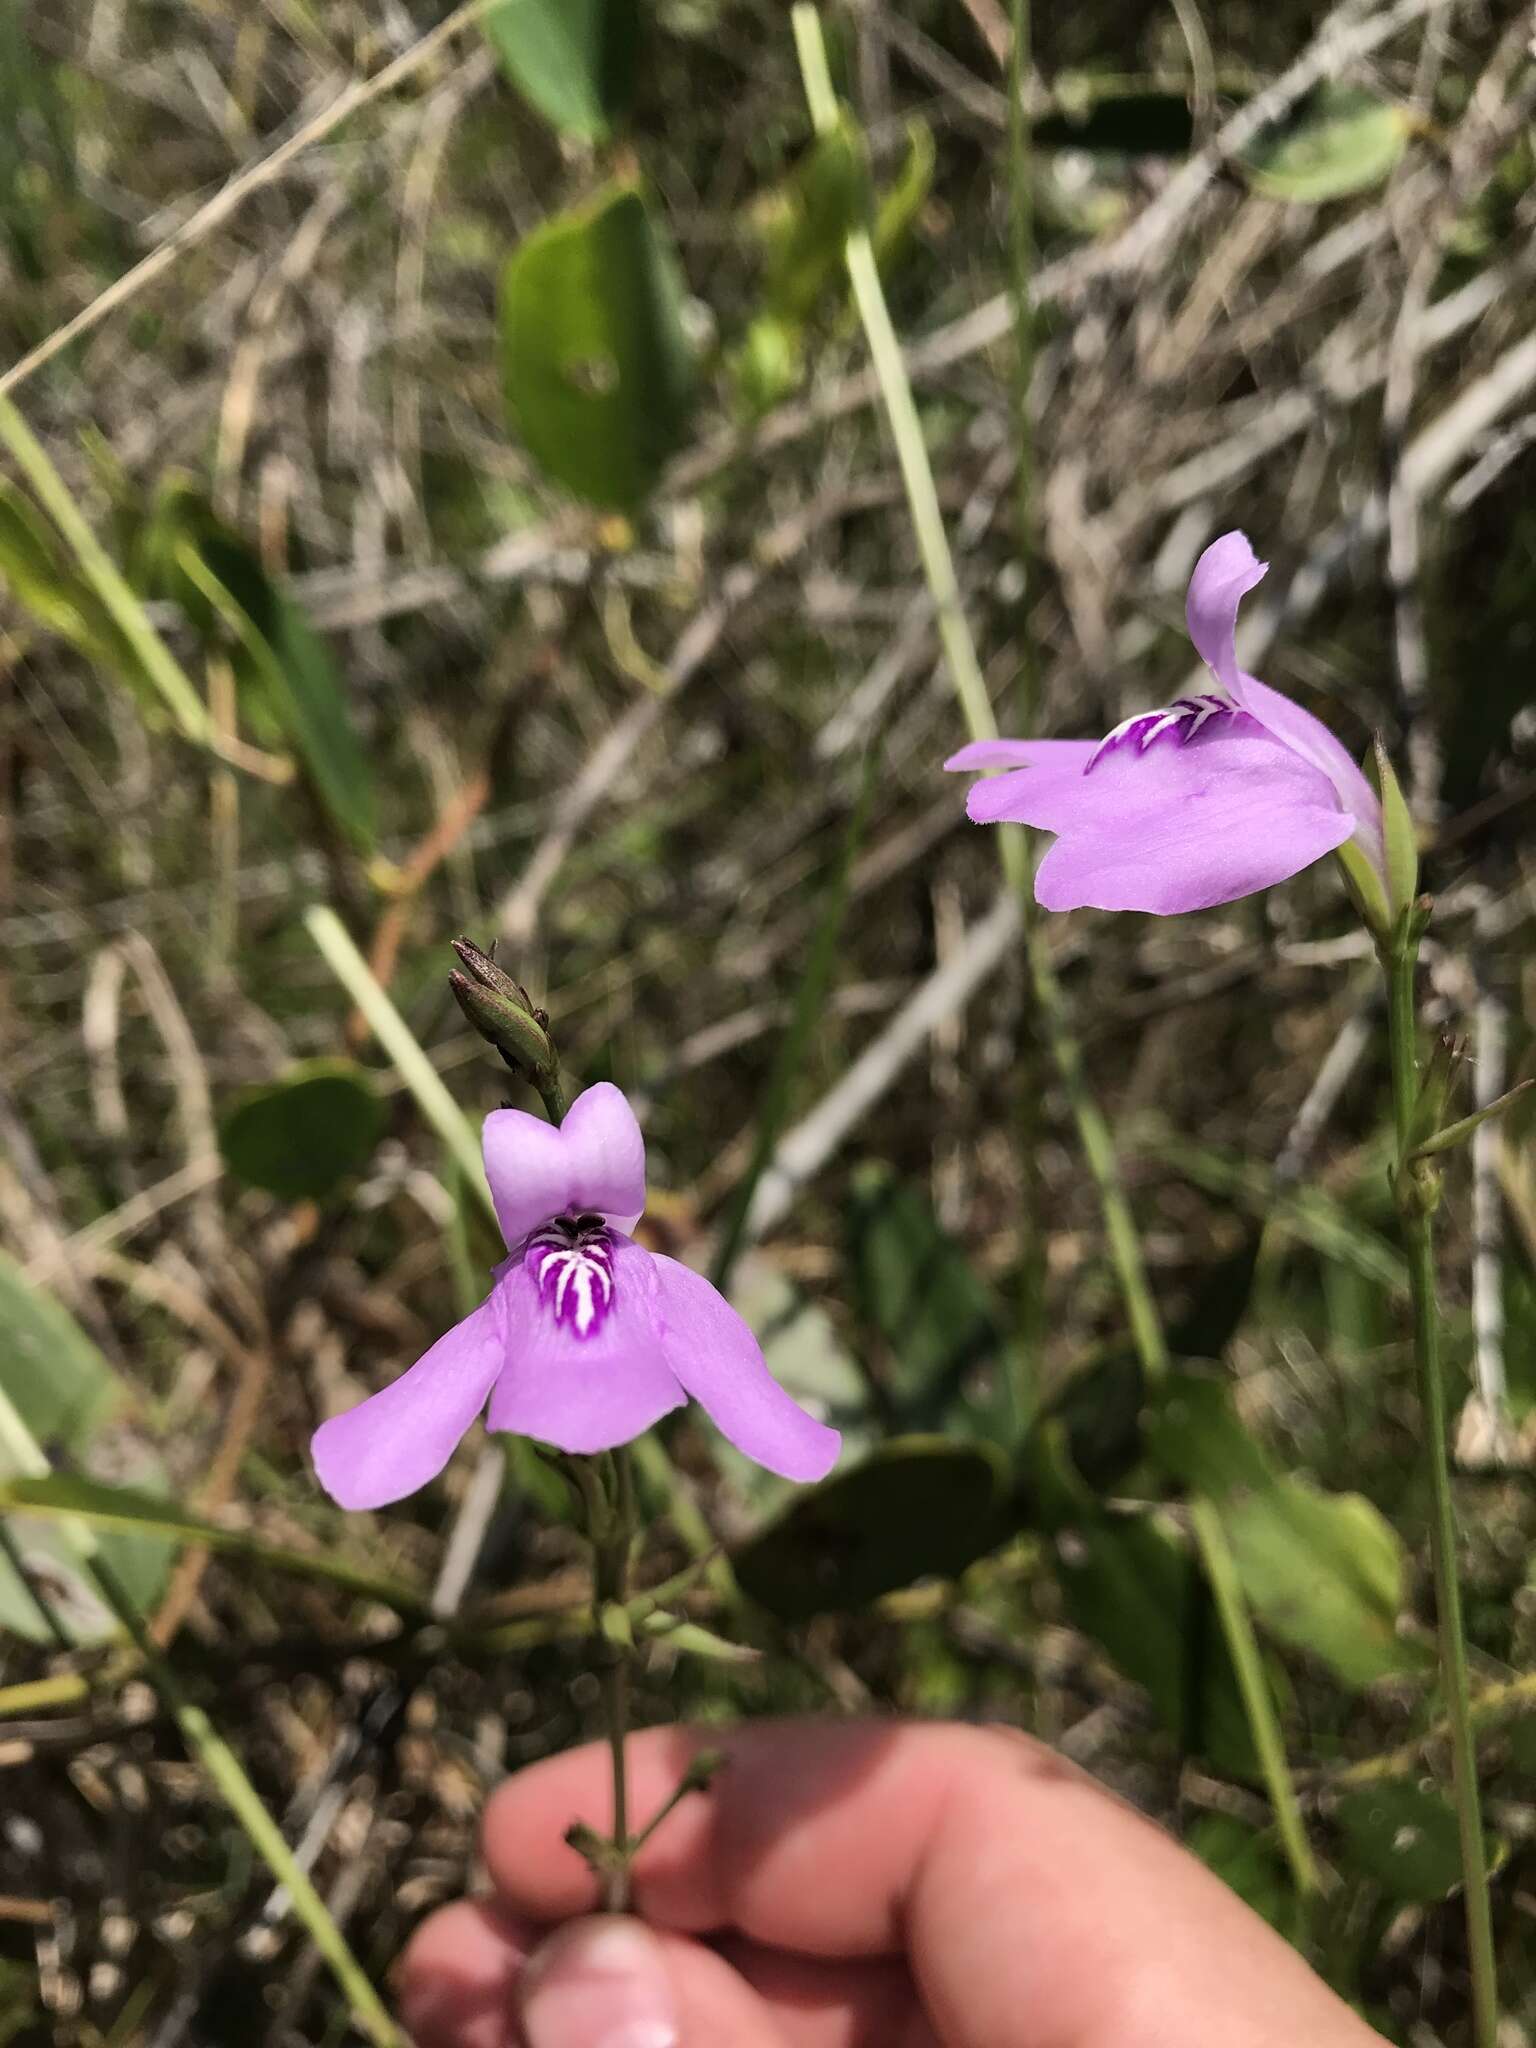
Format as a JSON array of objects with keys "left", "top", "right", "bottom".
[
  {"left": 1025, "top": 1348, "right": 1145, "bottom": 1505},
  {"left": 1144, "top": 1369, "right": 1274, "bottom": 1500},
  {"left": 0, "top": 1250, "right": 120, "bottom": 1451},
  {"left": 845, "top": 1164, "right": 1014, "bottom": 1441},
  {"left": 1036, "top": 78, "right": 1198, "bottom": 154},
  {"left": 483, "top": 0, "right": 638, "bottom": 141},
  {"left": 1239, "top": 84, "right": 1408, "bottom": 204},
  {"left": 1051, "top": 1507, "right": 1261, "bottom": 1779},
  {"left": 1222, "top": 1475, "right": 1425, "bottom": 1687},
  {"left": 1334, "top": 1782, "right": 1469, "bottom": 1902},
  {"left": 0, "top": 481, "right": 153, "bottom": 704},
  {"left": 1168, "top": 1226, "right": 1263, "bottom": 1360},
  {"left": 734, "top": 1436, "right": 1008, "bottom": 1622},
  {"left": 0, "top": 1257, "right": 174, "bottom": 1645},
  {"left": 499, "top": 180, "right": 695, "bottom": 510},
  {"left": 186, "top": 534, "right": 376, "bottom": 852},
  {"left": 731, "top": 315, "right": 804, "bottom": 414},
  {"left": 219, "top": 1059, "right": 388, "bottom": 1202},
  {"left": 755, "top": 116, "right": 869, "bottom": 326},
  {"left": 871, "top": 118, "right": 935, "bottom": 271}
]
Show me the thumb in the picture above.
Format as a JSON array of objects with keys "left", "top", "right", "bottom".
[{"left": 515, "top": 1918, "right": 680, "bottom": 2048}]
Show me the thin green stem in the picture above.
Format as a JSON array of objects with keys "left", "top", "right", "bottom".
[
  {"left": 1006, "top": 0, "right": 1045, "bottom": 1400},
  {"left": 593, "top": 1450, "right": 636, "bottom": 1912},
  {"left": 790, "top": 1, "right": 1313, "bottom": 1898},
  {"left": 305, "top": 905, "right": 486, "bottom": 1197},
  {"left": 1385, "top": 945, "right": 1498, "bottom": 2046},
  {"left": 1190, "top": 1498, "right": 1318, "bottom": 1894}
]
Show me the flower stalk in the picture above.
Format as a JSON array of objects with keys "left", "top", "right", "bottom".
[
  {"left": 790, "top": 2, "right": 1315, "bottom": 1901},
  {"left": 1383, "top": 932, "right": 1498, "bottom": 2048}
]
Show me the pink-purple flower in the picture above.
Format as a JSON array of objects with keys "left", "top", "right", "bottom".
[
  {"left": 312, "top": 1083, "right": 840, "bottom": 1509},
  {"left": 945, "top": 531, "right": 1386, "bottom": 916}
]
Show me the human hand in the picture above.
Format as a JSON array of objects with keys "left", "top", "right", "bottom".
[{"left": 397, "top": 1718, "right": 1384, "bottom": 2048}]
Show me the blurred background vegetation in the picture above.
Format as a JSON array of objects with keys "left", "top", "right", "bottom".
[{"left": 1, "top": 0, "right": 1534, "bottom": 2040}]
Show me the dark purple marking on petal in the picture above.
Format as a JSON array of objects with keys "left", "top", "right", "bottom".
[
  {"left": 1085, "top": 693, "right": 1234, "bottom": 773},
  {"left": 523, "top": 1213, "right": 616, "bottom": 1340}
]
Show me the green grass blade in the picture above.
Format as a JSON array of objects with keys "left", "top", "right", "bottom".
[{"left": 0, "top": 394, "right": 209, "bottom": 741}]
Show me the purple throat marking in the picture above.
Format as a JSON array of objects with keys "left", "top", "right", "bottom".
[
  {"left": 1085, "top": 693, "right": 1234, "bottom": 773},
  {"left": 525, "top": 1213, "right": 615, "bottom": 1339}
]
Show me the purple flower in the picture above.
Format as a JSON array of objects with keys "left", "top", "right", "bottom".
[
  {"left": 945, "top": 531, "right": 1386, "bottom": 916},
  {"left": 312, "top": 1083, "right": 840, "bottom": 1509}
]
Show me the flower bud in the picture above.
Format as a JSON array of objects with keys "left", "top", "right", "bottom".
[{"left": 449, "top": 936, "right": 559, "bottom": 1084}]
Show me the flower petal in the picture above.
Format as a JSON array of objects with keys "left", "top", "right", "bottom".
[
  {"left": 944, "top": 738, "right": 1095, "bottom": 773},
  {"left": 1185, "top": 530, "right": 1267, "bottom": 695},
  {"left": 650, "top": 1254, "right": 841, "bottom": 1482},
  {"left": 1185, "top": 531, "right": 1385, "bottom": 878},
  {"left": 1030, "top": 718, "right": 1354, "bottom": 914},
  {"left": 1233, "top": 670, "right": 1385, "bottom": 876},
  {"left": 312, "top": 1289, "right": 505, "bottom": 1510},
  {"left": 964, "top": 744, "right": 1104, "bottom": 828},
  {"left": 486, "top": 1237, "right": 684, "bottom": 1453},
  {"left": 483, "top": 1081, "right": 647, "bottom": 1248}
]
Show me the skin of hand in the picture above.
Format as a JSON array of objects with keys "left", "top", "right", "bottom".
[{"left": 396, "top": 1718, "right": 1387, "bottom": 2048}]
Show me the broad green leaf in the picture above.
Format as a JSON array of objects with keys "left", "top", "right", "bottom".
[
  {"left": 734, "top": 1436, "right": 1008, "bottom": 1622},
  {"left": 1052, "top": 1507, "right": 1261, "bottom": 1779},
  {"left": 189, "top": 534, "right": 376, "bottom": 852},
  {"left": 0, "top": 1249, "right": 120, "bottom": 1450},
  {"left": 1334, "top": 1782, "right": 1469, "bottom": 1902},
  {"left": 0, "top": 1474, "right": 428, "bottom": 1614},
  {"left": 0, "top": 1256, "right": 174, "bottom": 1645},
  {"left": 845, "top": 1165, "right": 1015, "bottom": 1443},
  {"left": 1144, "top": 1369, "right": 1274, "bottom": 1501},
  {"left": 1025, "top": 1349, "right": 1144, "bottom": 1506},
  {"left": 218, "top": 1058, "right": 388, "bottom": 1202},
  {"left": 1239, "top": 85, "right": 1408, "bottom": 204},
  {"left": 1222, "top": 1476, "right": 1425, "bottom": 1687},
  {"left": 483, "top": 0, "right": 638, "bottom": 142},
  {"left": 755, "top": 116, "right": 869, "bottom": 326},
  {"left": 499, "top": 181, "right": 694, "bottom": 510},
  {"left": 1168, "top": 1226, "right": 1263, "bottom": 1360}
]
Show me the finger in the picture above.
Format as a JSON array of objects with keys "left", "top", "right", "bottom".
[
  {"left": 396, "top": 1898, "right": 541, "bottom": 2048},
  {"left": 714, "top": 1937, "right": 939, "bottom": 2048},
  {"left": 481, "top": 1720, "right": 1380, "bottom": 2048},
  {"left": 396, "top": 1898, "right": 933, "bottom": 2048}
]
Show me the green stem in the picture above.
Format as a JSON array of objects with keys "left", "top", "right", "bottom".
[
  {"left": 593, "top": 1450, "right": 636, "bottom": 1912},
  {"left": 1384, "top": 945, "right": 1498, "bottom": 2046},
  {"left": 1189, "top": 1499, "right": 1317, "bottom": 1894},
  {"left": 791, "top": 2, "right": 1313, "bottom": 1895}
]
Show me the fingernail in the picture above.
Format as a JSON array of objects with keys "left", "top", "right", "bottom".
[{"left": 517, "top": 1917, "right": 679, "bottom": 2048}]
